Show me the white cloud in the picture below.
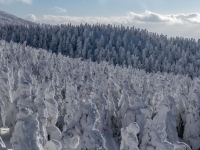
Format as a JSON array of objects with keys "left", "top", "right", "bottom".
[
  {"left": 26, "top": 14, "right": 36, "bottom": 22},
  {"left": 99, "top": 0, "right": 108, "bottom": 5},
  {"left": 37, "top": 11, "right": 200, "bottom": 39},
  {"left": 19, "top": 0, "right": 32, "bottom": 4},
  {"left": 0, "top": 0, "right": 12, "bottom": 3},
  {"left": 53, "top": 7, "right": 66, "bottom": 13},
  {"left": 0, "top": 0, "right": 9, "bottom": 2},
  {"left": 38, "top": 11, "right": 200, "bottom": 25},
  {"left": 0, "top": 0, "right": 32, "bottom": 4},
  {"left": 132, "top": 11, "right": 200, "bottom": 24}
]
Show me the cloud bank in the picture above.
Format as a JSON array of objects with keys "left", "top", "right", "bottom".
[
  {"left": 38, "top": 11, "right": 200, "bottom": 25},
  {"left": 26, "top": 14, "right": 36, "bottom": 21},
  {"left": 36, "top": 11, "right": 200, "bottom": 39}
]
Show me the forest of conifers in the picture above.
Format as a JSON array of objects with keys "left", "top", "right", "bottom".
[
  {"left": 0, "top": 19, "right": 199, "bottom": 150},
  {"left": 0, "top": 23, "right": 199, "bottom": 78}
]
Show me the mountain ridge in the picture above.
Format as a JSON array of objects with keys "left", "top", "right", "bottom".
[{"left": 0, "top": 10, "right": 32, "bottom": 24}]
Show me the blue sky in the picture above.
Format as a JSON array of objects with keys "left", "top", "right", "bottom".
[
  {"left": 1, "top": 0, "right": 200, "bottom": 39},
  {"left": 1, "top": 0, "right": 200, "bottom": 18}
]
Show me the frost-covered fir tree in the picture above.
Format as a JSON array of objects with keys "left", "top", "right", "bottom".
[
  {"left": 10, "top": 68, "right": 43, "bottom": 150},
  {"left": 0, "top": 40, "right": 197, "bottom": 149},
  {"left": 120, "top": 122, "right": 140, "bottom": 150}
]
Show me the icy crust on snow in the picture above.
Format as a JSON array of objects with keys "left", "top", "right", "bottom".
[{"left": 0, "top": 40, "right": 198, "bottom": 149}]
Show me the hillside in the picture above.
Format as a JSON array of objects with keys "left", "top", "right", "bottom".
[
  {"left": 0, "top": 10, "right": 199, "bottom": 150},
  {"left": 0, "top": 14, "right": 199, "bottom": 78},
  {"left": 0, "top": 10, "right": 32, "bottom": 24},
  {"left": 0, "top": 40, "right": 196, "bottom": 150}
]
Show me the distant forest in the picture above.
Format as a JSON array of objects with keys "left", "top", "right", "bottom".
[{"left": 0, "top": 23, "right": 199, "bottom": 78}]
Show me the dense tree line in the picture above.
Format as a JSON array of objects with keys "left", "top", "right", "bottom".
[{"left": 0, "top": 23, "right": 200, "bottom": 78}]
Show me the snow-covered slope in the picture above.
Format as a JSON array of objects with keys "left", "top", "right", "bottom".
[
  {"left": 1, "top": 10, "right": 199, "bottom": 150},
  {"left": 0, "top": 10, "right": 32, "bottom": 24},
  {"left": 0, "top": 17, "right": 199, "bottom": 78},
  {"left": 0, "top": 40, "right": 197, "bottom": 150}
]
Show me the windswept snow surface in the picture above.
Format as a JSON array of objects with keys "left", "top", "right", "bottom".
[{"left": 0, "top": 40, "right": 198, "bottom": 149}]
